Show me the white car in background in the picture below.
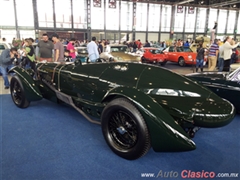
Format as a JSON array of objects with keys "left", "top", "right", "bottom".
[{"left": 0, "top": 42, "right": 12, "bottom": 55}]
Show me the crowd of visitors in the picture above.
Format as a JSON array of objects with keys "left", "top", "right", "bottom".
[{"left": 0, "top": 34, "right": 240, "bottom": 89}]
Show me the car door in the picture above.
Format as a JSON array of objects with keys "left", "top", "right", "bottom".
[{"left": 166, "top": 46, "right": 178, "bottom": 63}]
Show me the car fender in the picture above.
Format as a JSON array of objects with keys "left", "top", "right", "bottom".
[
  {"left": 9, "top": 66, "right": 42, "bottom": 101},
  {"left": 102, "top": 87, "right": 196, "bottom": 152}
]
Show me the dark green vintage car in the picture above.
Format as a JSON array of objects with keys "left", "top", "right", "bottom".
[
  {"left": 186, "top": 67, "right": 240, "bottom": 113},
  {"left": 9, "top": 61, "right": 235, "bottom": 160}
]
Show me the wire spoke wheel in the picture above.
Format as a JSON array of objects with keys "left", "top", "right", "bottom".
[
  {"left": 178, "top": 57, "right": 185, "bottom": 67},
  {"left": 109, "top": 110, "right": 138, "bottom": 149},
  {"left": 11, "top": 80, "right": 23, "bottom": 105},
  {"left": 10, "top": 76, "right": 30, "bottom": 108},
  {"left": 101, "top": 98, "right": 151, "bottom": 160}
]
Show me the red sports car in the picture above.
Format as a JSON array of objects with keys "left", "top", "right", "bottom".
[
  {"left": 163, "top": 46, "right": 205, "bottom": 67},
  {"left": 141, "top": 47, "right": 168, "bottom": 66}
]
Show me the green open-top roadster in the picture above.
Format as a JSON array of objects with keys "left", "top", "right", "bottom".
[{"left": 9, "top": 60, "right": 235, "bottom": 160}]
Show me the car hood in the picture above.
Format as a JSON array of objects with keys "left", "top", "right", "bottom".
[{"left": 111, "top": 52, "right": 140, "bottom": 61}]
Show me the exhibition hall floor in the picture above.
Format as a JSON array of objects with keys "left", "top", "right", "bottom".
[{"left": 0, "top": 64, "right": 239, "bottom": 180}]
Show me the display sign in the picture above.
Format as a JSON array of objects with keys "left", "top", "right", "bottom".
[
  {"left": 177, "top": 5, "right": 183, "bottom": 13},
  {"left": 93, "top": 0, "right": 101, "bottom": 8},
  {"left": 188, "top": 6, "right": 194, "bottom": 14},
  {"left": 109, "top": 0, "right": 116, "bottom": 9}
]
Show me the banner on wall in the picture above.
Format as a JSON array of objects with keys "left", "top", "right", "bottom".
[
  {"left": 109, "top": 0, "right": 116, "bottom": 9},
  {"left": 177, "top": 5, "right": 183, "bottom": 13},
  {"left": 188, "top": 6, "right": 195, "bottom": 14},
  {"left": 93, "top": 0, "right": 101, "bottom": 8}
]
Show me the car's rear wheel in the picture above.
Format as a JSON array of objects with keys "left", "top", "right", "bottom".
[
  {"left": 178, "top": 57, "right": 185, "bottom": 67},
  {"left": 10, "top": 76, "right": 30, "bottom": 108},
  {"left": 101, "top": 98, "right": 151, "bottom": 160}
]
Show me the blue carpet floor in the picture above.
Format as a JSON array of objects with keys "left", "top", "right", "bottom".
[{"left": 0, "top": 94, "right": 239, "bottom": 180}]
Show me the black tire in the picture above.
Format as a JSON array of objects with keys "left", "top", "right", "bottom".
[
  {"left": 10, "top": 76, "right": 30, "bottom": 108},
  {"left": 178, "top": 57, "right": 185, "bottom": 67},
  {"left": 159, "top": 60, "right": 167, "bottom": 66},
  {"left": 109, "top": 57, "right": 114, "bottom": 62},
  {"left": 86, "top": 57, "right": 90, "bottom": 63},
  {"left": 96, "top": 58, "right": 106, "bottom": 62},
  {"left": 141, "top": 56, "right": 147, "bottom": 63},
  {"left": 101, "top": 98, "right": 151, "bottom": 160}
]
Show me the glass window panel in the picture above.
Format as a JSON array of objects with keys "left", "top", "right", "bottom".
[
  {"left": 0, "top": 0, "right": 15, "bottom": 26},
  {"left": 148, "top": 33, "right": 158, "bottom": 43},
  {"left": 55, "top": 0, "right": 71, "bottom": 28},
  {"left": 236, "top": 35, "right": 240, "bottom": 41},
  {"left": 196, "top": 8, "right": 206, "bottom": 33},
  {"left": 160, "top": 33, "right": 170, "bottom": 42},
  {"left": 185, "top": 7, "right": 196, "bottom": 32},
  {"left": 91, "top": 0, "right": 104, "bottom": 29},
  {"left": 19, "top": 30, "right": 35, "bottom": 39},
  {"left": 106, "top": 1, "right": 119, "bottom": 30},
  {"left": 37, "top": 0, "right": 54, "bottom": 27},
  {"left": 91, "top": 32, "right": 101, "bottom": 41},
  {"left": 15, "top": 0, "right": 34, "bottom": 27},
  {"left": 148, "top": 4, "right": 160, "bottom": 32},
  {"left": 161, "top": 5, "right": 171, "bottom": 32},
  {"left": 73, "top": 0, "right": 87, "bottom": 29},
  {"left": 227, "top": 11, "right": 236, "bottom": 34},
  {"left": 0, "top": 30, "right": 17, "bottom": 43},
  {"left": 135, "top": 3, "right": 147, "bottom": 31},
  {"left": 135, "top": 32, "right": 146, "bottom": 42},
  {"left": 236, "top": 10, "right": 240, "bottom": 34},
  {"left": 208, "top": 8, "right": 218, "bottom": 31},
  {"left": 120, "top": 1, "right": 133, "bottom": 31},
  {"left": 217, "top": 10, "right": 227, "bottom": 34},
  {"left": 174, "top": 6, "right": 185, "bottom": 32},
  {"left": 106, "top": 32, "right": 119, "bottom": 43}
]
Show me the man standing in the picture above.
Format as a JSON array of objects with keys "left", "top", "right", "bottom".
[
  {"left": 0, "top": 48, "right": 19, "bottom": 89},
  {"left": 52, "top": 34, "right": 64, "bottom": 62},
  {"left": 222, "top": 36, "right": 239, "bottom": 71},
  {"left": 67, "top": 38, "right": 76, "bottom": 61},
  {"left": 208, "top": 39, "right": 219, "bottom": 71},
  {"left": 36, "top": 33, "right": 54, "bottom": 62},
  {"left": 87, "top": 37, "right": 99, "bottom": 62}
]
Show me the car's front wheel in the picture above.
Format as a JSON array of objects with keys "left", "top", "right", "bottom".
[
  {"left": 10, "top": 76, "right": 30, "bottom": 108},
  {"left": 159, "top": 60, "right": 167, "bottom": 66},
  {"left": 101, "top": 98, "right": 151, "bottom": 160},
  {"left": 96, "top": 58, "right": 106, "bottom": 62},
  {"left": 141, "top": 56, "right": 147, "bottom": 63}
]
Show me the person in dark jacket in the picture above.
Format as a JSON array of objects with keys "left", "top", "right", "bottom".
[
  {"left": 196, "top": 42, "right": 205, "bottom": 72},
  {"left": 144, "top": 40, "right": 151, "bottom": 47},
  {"left": 132, "top": 41, "right": 137, "bottom": 53},
  {"left": 0, "top": 47, "right": 19, "bottom": 89}
]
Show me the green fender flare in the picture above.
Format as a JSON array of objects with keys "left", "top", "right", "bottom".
[
  {"left": 10, "top": 66, "right": 42, "bottom": 101},
  {"left": 102, "top": 87, "right": 196, "bottom": 152}
]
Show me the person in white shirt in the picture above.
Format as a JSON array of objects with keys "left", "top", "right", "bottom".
[
  {"left": 87, "top": 37, "right": 99, "bottom": 62},
  {"left": 222, "top": 36, "right": 239, "bottom": 71}
]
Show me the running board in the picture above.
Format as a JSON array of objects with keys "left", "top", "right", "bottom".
[
  {"left": 56, "top": 91, "right": 101, "bottom": 125},
  {"left": 42, "top": 79, "right": 101, "bottom": 125}
]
